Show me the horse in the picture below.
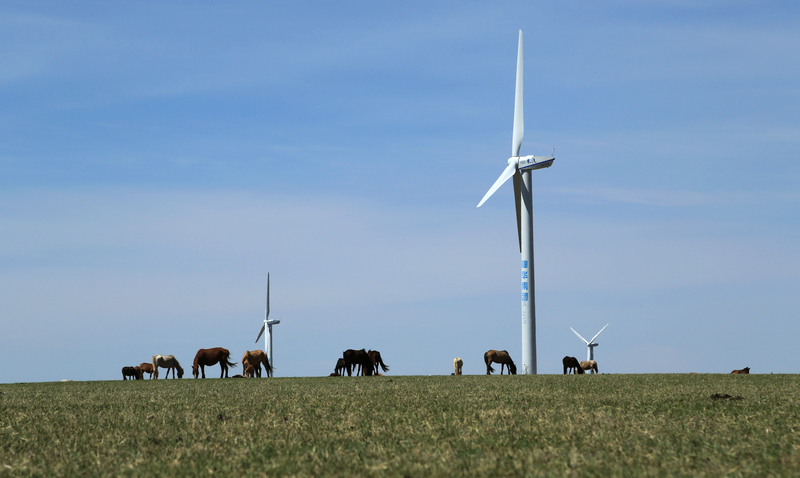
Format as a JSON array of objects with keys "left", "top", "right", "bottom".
[
  {"left": 152, "top": 355, "right": 184, "bottom": 379},
  {"left": 453, "top": 357, "right": 463, "bottom": 375},
  {"left": 122, "top": 366, "right": 143, "bottom": 380},
  {"left": 484, "top": 350, "right": 517, "bottom": 375},
  {"left": 368, "top": 350, "right": 390, "bottom": 374},
  {"left": 562, "top": 356, "right": 584, "bottom": 374},
  {"left": 343, "top": 349, "right": 374, "bottom": 376},
  {"left": 731, "top": 367, "right": 750, "bottom": 374},
  {"left": 580, "top": 360, "right": 598, "bottom": 374},
  {"left": 243, "top": 363, "right": 255, "bottom": 378},
  {"left": 242, "top": 350, "right": 272, "bottom": 378},
  {"left": 335, "top": 358, "right": 347, "bottom": 376},
  {"left": 139, "top": 362, "right": 154, "bottom": 379},
  {"left": 192, "top": 347, "right": 237, "bottom": 378}
]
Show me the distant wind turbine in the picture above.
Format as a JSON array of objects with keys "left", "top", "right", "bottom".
[
  {"left": 477, "top": 30, "right": 555, "bottom": 374},
  {"left": 255, "top": 273, "right": 281, "bottom": 371},
  {"left": 571, "top": 324, "right": 608, "bottom": 361}
]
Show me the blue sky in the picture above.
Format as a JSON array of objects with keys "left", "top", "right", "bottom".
[{"left": 2, "top": 2, "right": 799, "bottom": 382}]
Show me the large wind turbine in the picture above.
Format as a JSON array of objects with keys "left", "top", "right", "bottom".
[
  {"left": 255, "top": 273, "right": 281, "bottom": 371},
  {"left": 477, "top": 30, "right": 555, "bottom": 375},
  {"left": 571, "top": 324, "right": 608, "bottom": 361}
]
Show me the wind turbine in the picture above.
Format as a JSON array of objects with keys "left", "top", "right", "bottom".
[
  {"left": 477, "top": 30, "right": 555, "bottom": 375},
  {"left": 255, "top": 273, "right": 281, "bottom": 371},
  {"left": 571, "top": 324, "right": 608, "bottom": 361}
]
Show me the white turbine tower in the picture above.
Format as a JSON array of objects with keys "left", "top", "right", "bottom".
[
  {"left": 571, "top": 324, "right": 608, "bottom": 361},
  {"left": 477, "top": 30, "right": 555, "bottom": 375},
  {"left": 255, "top": 273, "right": 281, "bottom": 371}
]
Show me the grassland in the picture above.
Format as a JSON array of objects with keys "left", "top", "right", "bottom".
[{"left": 1, "top": 374, "right": 799, "bottom": 477}]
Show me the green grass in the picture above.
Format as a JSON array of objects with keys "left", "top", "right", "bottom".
[{"left": 2, "top": 374, "right": 799, "bottom": 476}]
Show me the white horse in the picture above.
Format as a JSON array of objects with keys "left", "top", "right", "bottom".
[
  {"left": 152, "top": 354, "right": 184, "bottom": 379},
  {"left": 453, "top": 357, "right": 463, "bottom": 375},
  {"left": 580, "top": 360, "right": 598, "bottom": 374}
]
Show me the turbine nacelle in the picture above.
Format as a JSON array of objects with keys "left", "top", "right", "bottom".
[{"left": 518, "top": 155, "right": 555, "bottom": 172}]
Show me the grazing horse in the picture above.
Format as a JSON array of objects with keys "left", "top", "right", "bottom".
[
  {"left": 122, "top": 366, "right": 143, "bottom": 380},
  {"left": 192, "top": 347, "right": 237, "bottom": 379},
  {"left": 368, "top": 350, "right": 390, "bottom": 374},
  {"left": 335, "top": 358, "right": 347, "bottom": 376},
  {"left": 152, "top": 355, "right": 184, "bottom": 379},
  {"left": 453, "top": 357, "right": 463, "bottom": 376},
  {"left": 580, "top": 360, "right": 598, "bottom": 374},
  {"left": 343, "top": 349, "right": 374, "bottom": 376},
  {"left": 139, "top": 362, "right": 154, "bottom": 379},
  {"left": 562, "top": 356, "right": 584, "bottom": 374},
  {"left": 484, "top": 350, "right": 517, "bottom": 375},
  {"left": 731, "top": 367, "right": 750, "bottom": 374},
  {"left": 243, "top": 363, "right": 256, "bottom": 378},
  {"left": 242, "top": 350, "right": 272, "bottom": 378}
]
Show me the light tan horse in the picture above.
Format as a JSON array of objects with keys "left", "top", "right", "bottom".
[
  {"left": 453, "top": 357, "right": 463, "bottom": 375},
  {"left": 242, "top": 350, "right": 272, "bottom": 378},
  {"left": 484, "top": 350, "right": 517, "bottom": 375},
  {"left": 580, "top": 360, "right": 598, "bottom": 374},
  {"left": 152, "top": 354, "right": 184, "bottom": 379},
  {"left": 731, "top": 367, "right": 750, "bottom": 374}
]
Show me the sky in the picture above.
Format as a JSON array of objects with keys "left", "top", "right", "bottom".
[{"left": 1, "top": 2, "right": 799, "bottom": 383}]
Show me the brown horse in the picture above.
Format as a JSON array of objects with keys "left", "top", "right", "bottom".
[
  {"left": 562, "top": 356, "right": 584, "bottom": 374},
  {"left": 139, "top": 362, "right": 154, "bottom": 379},
  {"left": 580, "top": 360, "right": 598, "bottom": 374},
  {"left": 335, "top": 358, "right": 347, "bottom": 376},
  {"left": 242, "top": 350, "right": 272, "bottom": 378},
  {"left": 243, "top": 363, "right": 256, "bottom": 378},
  {"left": 484, "top": 350, "right": 517, "bottom": 375},
  {"left": 122, "top": 366, "right": 143, "bottom": 380},
  {"left": 368, "top": 350, "right": 390, "bottom": 374},
  {"left": 731, "top": 367, "right": 750, "bottom": 374},
  {"left": 152, "top": 355, "right": 184, "bottom": 379},
  {"left": 192, "top": 347, "right": 237, "bottom": 379},
  {"left": 343, "top": 349, "right": 374, "bottom": 376}
]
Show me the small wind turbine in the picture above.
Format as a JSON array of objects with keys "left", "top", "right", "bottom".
[
  {"left": 571, "top": 324, "right": 608, "bottom": 361},
  {"left": 255, "top": 273, "right": 281, "bottom": 371},
  {"left": 477, "top": 30, "right": 555, "bottom": 374}
]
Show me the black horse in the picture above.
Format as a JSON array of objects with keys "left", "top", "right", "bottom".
[{"left": 562, "top": 356, "right": 584, "bottom": 374}]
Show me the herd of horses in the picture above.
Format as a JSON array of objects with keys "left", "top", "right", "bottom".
[
  {"left": 562, "top": 356, "right": 599, "bottom": 374},
  {"left": 329, "top": 349, "right": 389, "bottom": 376},
  {"left": 121, "top": 347, "right": 274, "bottom": 380},
  {"left": 123, "top": 346, "right": 753, "bottom": 379}
]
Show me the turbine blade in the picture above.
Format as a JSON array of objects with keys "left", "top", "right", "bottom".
[
  {"left": 255, "top": 324, "right": 265, "bottom": 343},
  {"left": 571, "top": 327, "right": 589, "bottom": 344},
  {"left": 514, "top": 170, "right": 522, "bottom": 252},
  {"left": 511, "top": 30, "right": 524, "bottom": 157},
  {"left": 477, "top": 161, "right": 517, "bottom": 207},
  {"left": 589, "top": 324, "right": 609, "bottom": 343}
]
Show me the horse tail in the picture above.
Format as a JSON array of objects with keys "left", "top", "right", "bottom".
[
  {"left": 224, "top": 351, "right": 237, "bottom": 369},
  {"left": 264, "top": 357, "right": 272, "bottom": 375},
  {"left": 377, "top": 356, "right": 389, "bottom": 373},
  {"left": 484, "top": 352, "right": 495, "bottom": 374},
  {"left": 152, "top": 356, "right": 159, "bottom": 379}
]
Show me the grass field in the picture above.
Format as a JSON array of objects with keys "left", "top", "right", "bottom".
[{"left": 1, "top": 374, "right": 799, "bottom": 477}]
